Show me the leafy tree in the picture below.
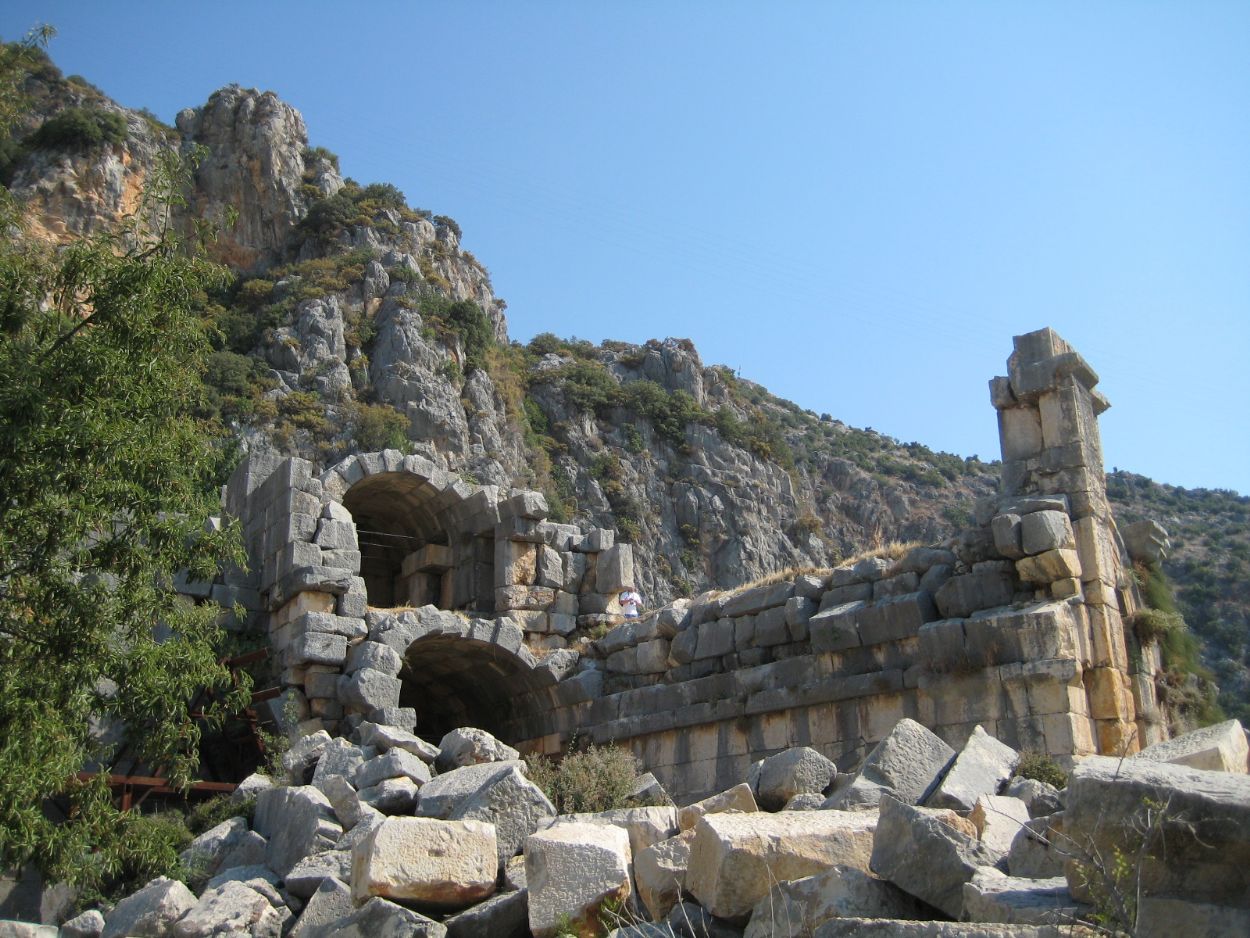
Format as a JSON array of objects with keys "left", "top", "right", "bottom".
[{"left": 0, "top": 89, "right": 246, "bottom": 892}]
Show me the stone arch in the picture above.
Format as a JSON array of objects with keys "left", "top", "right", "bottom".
[{"left": 319, "top": 451, "right": 501, "bottom": 611}]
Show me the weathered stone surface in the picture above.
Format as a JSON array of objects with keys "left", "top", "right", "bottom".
[
  {"left": 290, "top": 631, "right": 348, "bottom": 666},
  {"left": 686, "top": 810, "right": 878, "bottom": 921},
  {"left": 744, "top": 864, "right": 928, "bottom": 938},
  {"left": 634, "top": 831, "right": 695, "bottom": 921},
  {"left": 230, "top": 772, "right": 273, "bottom": 803},
  {"left": 101, "top": 876, "right": 196, "bottom": 938},
  {"left": 60, "top": 910, "right": 105, "bottom": 938},
  {"left": 253, "top": 785, "right": 342, "bottom": 878},
  {"left": 827, "top": 718, "right": 955, "bottom": 809},
  {"left": 287, "top": 877, "right": 353, "bottom": 938},
  {"left": 935, "top": 570, "right": 1014, "bottom": 619},
  {"left": 962, "top": 869, "right": 1085, "bottom": 927},
  {"left": 813, "top": 921, "right": 1093, "bottom": 937},
  {"left": 1016, "top": 548, "right": 1081, "bottom": 584},
  {"left": 285, "top": 849, "right": 353, "bottom": 898},
  {"left": 1063, "top": 755, "right": 1250, "bottom": 906},
  {"left": 1134, "top": 897, "right": 1250, "bottom": 938},
  {"left": 311, "top": 738, "right": 367, "bottom": 791},
  {"left": 443, "top": 888, "right": 529, "bottom": 938},
  {"left": 307, "top": 897, "right": 446, "bottom": 938},
  {"left": 1007, "top": 814, "right": 1067, "bottom": 878},
  {"left": 416, "top": 760, "right": 528, "bottom": 818},
  {"left": 927, "top": 726, "right": 1019, "bottom": 812},
  {"left": 179, "top": 817, "right": 266, "bottom": 885},
  {"left": 351, "top": 817, "right": 497, "bottom": 909},
  {"left": 357, "top": 721, "right": 440, "bottom": 762},
  {"left": 282, "top": 730, "right": 332, "bottom": 783},
  {"left": 991, "top": 514, "right": 1024, "bottom": 559},
  {"left": 629, "top": 772, "right": 672, "bottom": 806},
  {"left": 353, "top": 748, "right": 432, "bottom": 790},
  {"left": 344, "top": 641, "right": 402, "bottom": 676},
  {"left": 437, "top": 727, "right": 520, "bottom": 770},
  {"left": 202, "top": 864, "right": 281, "bottom": 897},
  {"left": 752, "top": 746, "right": 837, "bottom": 811},
  {"left": 667, "top": 901, "right": 741, "bottom": 938},
  {"left": 170, "top": 881, "right": 285, "bottom": 938},
  {"left": 543, "top": 806, "right": 679, "bottom": 856},
  {"left": 784, "top": 792, "right": 827, "bottom": 811},
  {"left": 1020, "top": 511, "right": 1075, "bottom": 555},
  {"left": 0, "top": 924, "right": 57, "bottom": 938},
  {"left": 870, "top": 796, "right": 999, "bottom": 919},
  {"left": 676, "top": 782, "right": 758, "bottom": 831},
  {"left": 357, "top": 776, "right": 419, "bottom": 814},
  {"left": 450, "top": 764, "right": 555, "bottom": 865},
  {"left": 338, "top": 668, "right": 402, "bottom": 714},
  {"left": 526, "top": 822, "right": 632, "bottom": 938},
  {"left": 1003, "top": 777, "right": 1063, "bottom": 818},
  {"left": 322, "top": 773, "right": 361, "bottom": 829},
  {"left": 1132, "top": 718, "right": 1248, "bottom": 774},
  {"left": 970, "top": 795, "right": 1031, "bottom": 857}
]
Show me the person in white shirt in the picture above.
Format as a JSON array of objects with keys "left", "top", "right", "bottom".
[{"left": 618, "top": 587, "right": 643, "bottom": 619}]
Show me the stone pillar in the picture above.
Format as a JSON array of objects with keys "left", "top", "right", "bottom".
[{"left": 991, "top": 328, "right": 1160, "bottom": 754}]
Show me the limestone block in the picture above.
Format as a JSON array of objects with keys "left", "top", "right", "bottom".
[
  {"left": 357, "top": 721, "right": 440, "bottom": 762},
  {"left": 936, "top": 570, "right": 1014, "bottom": 619},
  {"left": 354, "top": 748, "right": 432, "bottom": 790},
  {"left": 542, "top": 806, "right": 679, "bottom": 858},
  {"left": 869, "top": 797, "right": 1000, "bottom": 919},
  {"left": 525, "top": 822, "right": 632, "bottom": 938},
  {"left": 969, "top": 794, "right": 1031, "bottom": 857},
  {"left": 857, "top": 592, "right": 938, "bottom": 646},
  {"left": 990, "top": 514, "right": 1024, "bottom": 559},
  {"left": 1016, "top": 549, "right": 1081, "bottom": 584},
  {"left": 1003, "top": 778, "right": 1063, "bottom": 818},
  {"left": 753, "top": 746, "right": 838, "bottom": 811},
  {"left": 416, "top": 761, "right": 529, "bottom": 819},
  {"left": 287, "top": 877, "right": 353, "bottom": 938},
  {"left": 677, "top": 782, "right": 758, "bottom": 832},
  {"left": 596, "top": 544, "right": 635, "bottom": 594},
  {"left": 338, "top": 668, "right": 401, "bottom": 714},
  {"left": 998, "top": 406, "right": 1044, "bottom": 460},
  {"left": 285, "top": 850, "right": 353, "bottom": 899},
  {"left": 1132, "top": 718, "right": 1248, "bottom": 774},
  {"left": 827, "top": 718, "right": 955, "bottom": 810},
  {"left": 101, "top": 876, "right": 196, "bottom": 938},
  {"left": 635, "top": 639, "right": 670, "bottom": 673},
  {"left": 323, "top": 773, "right": 362, "bottom": 829},
  {"left": 875, "top": 571, "right": 921, "bottom": 599},
  {"left": 686, "top": 810, "right": 878, "bottom": 921},
  {"left": 1007, "top": 814, "right": 1067, "bottom": 878},
  {"left": 1064, "top": 755, "right": 1250, "bottom": 905},
  {"left": 313, "top": 896, "right": 446, "bottom": 937},
  {"left": 667, "top": 625, "right": 698, "bottom": 666},
  {"left": 311, "top": 737, "right": 366, "bottom": 789},
  {"left": 231, "top": 772, "right": 273, "bottom": 804},
  {"left": 722, "top": 581, "right": 795, "bottom": 618},
  {"left": 351, "top": 816, "right": 497, "bottom": 908},
  {"left": 60, "top": 910, "right": 105, "bottom": 938},
  {"left": 1135, "top": 898, "right": 1250, "bottom": 938},
  {"left": 496, "top": 585, "right": 556, "bottom": 611},
  {"left": 358, "top": 777, "right": 419, "bottom": 814},
  {"left": 1021, "top": 511, "right": 1075, "bottom": 555},
  {"left": 820, "top": 581, "right": 874, "bottom": 609},
  {"left": 693, "top": 619, "right": 734, "bottom": 660},
  {"left": 437, "top": 727, "right": 520, "bottom": 770},
  {"left": 809, "top": 600, "right": 867, "bottom": 652},
  {"left": 927, "top": 725, "right": 1019, "bottom": 812},
  {"left": 448, "top": 764, "right": 555, "bottom": 866},
  {"left": 442, "top": 889, "right": 529, "bottom": 938},
  {"left": 1122, "top": 519, "right": 1170, "bottom": 567},
  {"left": 254, "top": 785, "right": 342, "bottom": 877},
  {"left": 744, "top": 864, "right": 929, "bottom": 938},
  {"left": 733, "top": 614, "right": 756, "bottom": 649},
  {"left": 344, "top": 641, "right": 402, "bottom": 676},
  {"left": 281, "top": 730, "right": 331, "bottom": 783},
  {"left": 961, "top": 869, "right": 1086, "bottom": 927},
  {"left": 495, "top": 540, "right": 537, "bottom": 587},
  {"left": 536, "top": 545, "right": 565, "bottom": 589},
  {"left": 291, "top": 631, "right": 347, "bottom": 667},
  {"left": 178, "top": 817, "right": 266, "bottom": 886},
  {"left": 635, "top": 831, "right": 695, "bottom": 920},
  {"left": 1086, "top": 666, "right": 1133, "bottom": 721},
  {"left": 170, "top": 882, "right": 285, "bottom": 938}
]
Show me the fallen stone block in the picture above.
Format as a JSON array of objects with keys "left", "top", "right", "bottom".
[
  {"left": 443, "top": 888, "right": 529, "bottom": 938},
  {"left": 307, "top": 897, "right": 446, "bottom": 937},
  {"left": 634, "top": 831, "right": 695, "bottom": 921},
  {"left": 285, "top": 849, "right": 353, "bottom": 899},
  {"left": 338, "top": 668, "right": 402, "bottom": 715},
  {"left": 310, "top": 738, "right": 367, "bottom": 792},
  {"left": 351, "top": 816, "right": 497, "bottom": 909},
  {"left": 1007, "top": 814, "right": 1067, "bottom": 879},
  {"left": 282, "top": 730, "right": 332, "bottom": 784},
  {"left": 744, "top": 863, "right": 928, "bottom": 938},
  {"left": 170, "top": 881, "right": 287, "bottom": 938},
  {"left": 813, "top": 918, "right": 1097, "bottom": 936},
  {"left": 525, "top": 821, "right": 632, "bottom": 938},
  {"left": 437, "top": 726, "right": 521, "bottom": 771},
  {"left": 1020, "top": 511, "right": 1075, "bottom": 555},
  {"left": 416, "top": 760, "right": 528, "bottom": 818},
  {"left": 287, "top": 877, "right": 353, "bottom": 938},
  {"left": 353, "top": 748, "right": 432, "bottom": 790},
  {"left": 827, "top": 718, "right": 955, "bottom": 810},
  {"left": 870, "top": 796, "right": 999, "bottom": 919},
  {"left": 750, "top": 746, "right": 837, "bottom": 811},
  {"left": 543, "top": 805, "right": 679, "bottom": 856},
  {"left": 322, "top": 773, "right": 361, "bottom": 829},
  {"left": 927, "top": 725, "right": 1019, "bottom": 812},
  {"left": 101, "top": 876, "right": 197, "bottom": 938},
  {"left": 253, "top": 785, "right": 342, "bottom": 877},
  {"left": 962, "top": 868, "right": 1087, "bottom": 927},
  {"left": 60, "top": 910, "right": 104, "bottom": 938},
  {"left": 666, "top": 900, "right": 742, "bottom": 938},
  {"left": 686, "top": 809, "right": 878, "bottom": 921},
  {"left": 676, "top": 782, "right": 758, "bottom": 831},
  {"left": 357, "top": 776, "right": 419, "bottom": 814},
  {"left": 970, "top": 794, "right": 1032, "bottom": 857},
  {"left": 231, "top": 772, "right": 273, "bottom": 803},
  {"left": 356, "top": 721, "right": 440, "bottom": 762},
  {"left": 784, "top": 792, "right": 827, "bottom": 811},
  {"left": 449, "top": 764, "right": 555, "bottom": 865},
  {"left": 629, "top": 771, "right": 672, "bottom": 806},
  {"left": 1003, "top": 777, "right": 1063, "bottom": 818},
  {"left": 1134, "top": 897, "right": 1250, "bottom": 938},
  {"left": 1132, "top": 718, "right": 1248, "bottom": 774},
  {"left": 1063, "top": 755, "right": 1250, "bottom": 906},
  {"left": 179, "top": 817, "right": 266, "bottom": 886}
]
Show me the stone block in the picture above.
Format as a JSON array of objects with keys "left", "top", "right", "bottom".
[
  {"left": 936, "top": 570, "right": 1014, "bottom": 619},
  {"left": 874, "top": 571, "right": 921, "bottom": 599},
  {"left": 827, "top": 718, "right": 955, "bottom": 810},
  {"left": 416, "top": 761, "right": 528, "bottom": 819},
  {"left": 634, "top": 830, "right": 695, "bottom": 921},
  {"left": 1021, "top": 511, "right": 1075, "bottom": 555},
  {"left": 1016, "top": 549, "right": 1082, "bottom": 584},
  {"left": 284, "top": 850, "right": 353, "bottom": 900},
  {"left": 536, "top": 545, "right": 564, "bottom": 589},
  {"left": 686, "top": 810, "right": 878, "bottom": 921},
  {"left": 961, "top": 869, "right": 1087, "bottom": 927},
  {"left": 169, "top": 881, "right": 286, "bottom": 938},
  {"left": 443, "top": 889, "right": 528, "bottom": 938},
  {"left": 351, "top": 816, "right": 497, "bottom": 909},
  {"left": 358, "top": 777, "right": 419, "bottom": 814},
  {"left": 496, "top": 585, "right": 556, "bottom": 611},
  {"left": 447, "top": 764, "right": 555, "bottom": 866},
  {"left": 694, "top": 619, "right": 735, "bottom": 660},
  {"left": 287, "top": 877, "right": 354, "bottom": 938},
  {"left": 869, "top": 797, "right": 999, "bottom": 920},
  {"left": 1132, "top": 718, "right": 1248, "bottom": 774},
  {"left": 437, "top": 727, "right": 520, "bottom": 771},
  {"left": 297, "top": 611, "right": 367, "bottom": 638},
  {"left": 310, "top": 896, "right": 445, "bottom": 937},
  {"left": 291, "top": 632, "right": 348, "bottom": 667},
  {"left": 927, "top": 725, "right": 1020, "bottom": 812},
  {"left": 1007, "top": 814, "right": 1067, "bottom": 878},
  {"left": 339, "top": 668, "right": 402, "bottom": 714},
  {"left": 722, "top": 581, "right": 795, "bottom": 618},
  {"left": 752, "top": 746, "right": 837, "bottom": 810},
  {"left": 596, "top": 544, "right": 635, "bottom": 594},
  {"left": 809, "top": 601, "right": 866, "bottom": 652},
  {"left": 820, "top": 581, "right": 873, "bottom": 610},
  {"left": 998, "top": 406, "right": 1044, "bottom": 460},
  {"left": 525, "top": 822, "right": 632, "bottom": 938},
  {"left": 969, "top": 794, "right": 1031, "bottom": 857},
  {"left": 744, "top": 864, "right": 928, "bottom": 938},
  {"left": 1135, "top": 898, "right": 1250, "bottom": 938},
  {"left": 311, "top": 738, "right": 368, "bottom": 790},
  {"left": 677, "top": 782, "right": 758, "bottom": 832},
  {"left": 991, "top": 513, "right": 1024, "bottom": 559},
  {"left": 856, "top": 592, "right": 938, "bottom": 647},
  {"left": 354, "top": 748, "right": 432, "bottom": 790},
  {"left": 495, "top": 540, "right": 537, "bottom": 587},
  {"left": 253, "top": 785, "right": 342, "bottom": 877}
]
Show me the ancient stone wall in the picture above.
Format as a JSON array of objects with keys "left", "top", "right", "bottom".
[{"left": 189, "top": 328, "right": 1166, "bottom": 803}]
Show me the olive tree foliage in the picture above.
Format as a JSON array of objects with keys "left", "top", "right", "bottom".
[{"left": 0, "top": 30, "right": 248, "bottom": 893}]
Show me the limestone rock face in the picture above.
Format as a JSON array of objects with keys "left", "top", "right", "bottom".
[
  {"left": 60, "top": 910, "right": 105, "bottom": 938},
  {"left": 827, "top": 718, "right": 955, "bottom": 810},
  {"left": 179, "top": 817, "right": 266, "bottom": 886},
  {"left": 525, "top": 822, "right": 632, "bottom": 938},
  {"left": 686, "top": 810, "right": 878, "bottom": 921},
  {"left": 744, "top": 864, "right": 928, "bottom": 938},
  {"left": 415, "top": 760, "right": 529, "bottom": 819},
  {"left": 175, "top": 85, "right": 315, "bottom": 271},
  {"left": 350, "top": 817, "right": 497, "bottom": 909},
  {"left": 101, "top": 876, "right": 196, "bottom": 938},
  {"left": 1007, "top": 814, "right": 1067, "bottom": 879},
  {"left": 543, "top": 806, "right": 679, "bottom": 856},
  {"left": 870, "top": 797, "right": 999, "bottom": 919},
  {"left": 170, "top": 881, "right": 287, "bottom": 938}
]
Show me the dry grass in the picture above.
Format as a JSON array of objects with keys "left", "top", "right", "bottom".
[
  {"left": 839, "top": 539, "right": 924, "bottom": 568},
  {"left": 727, "top": 565, "right": 832, "bottom": 595}
]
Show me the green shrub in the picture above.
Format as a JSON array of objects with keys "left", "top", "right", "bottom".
[
  {"left": 29, "top": 106, "right": 127, "bottom": 150},
  {"left": 186, "top": 794, "right": 254, "bottom": 835},
  {"left": 353, "top": 402, "right": 408, "bottom": 451},
  {"left": 421, "top": 296, "right": 492, "bottom": 373},
  {"left": 1014, "top": 751, "right": 1068, "bottom": 789},
  {"left": 432, "top": 214, "right": 462, "bottom": 240},
  {"left": 526, "top": 743, "right": 640, "bottom": 814}
]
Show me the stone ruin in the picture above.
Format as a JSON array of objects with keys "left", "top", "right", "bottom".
[{"left": 187, "top": 327, "right": 1167, "bottom": 803}]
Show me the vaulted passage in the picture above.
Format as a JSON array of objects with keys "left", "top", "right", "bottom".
[
  {"left": 342, "top": 472, "right": 455, "bottom": 609},
  {"left": 398, "top": 635, "right": 547, "bottom": 744}
]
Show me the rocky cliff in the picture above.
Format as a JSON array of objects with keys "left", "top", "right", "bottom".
[{"left": 4, "top": 46, "right": 1243, "bottom": 717}]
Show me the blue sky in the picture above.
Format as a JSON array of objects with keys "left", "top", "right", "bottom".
[{"left": 5, "top": 2, "right": 1248, "bottom": 493}]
